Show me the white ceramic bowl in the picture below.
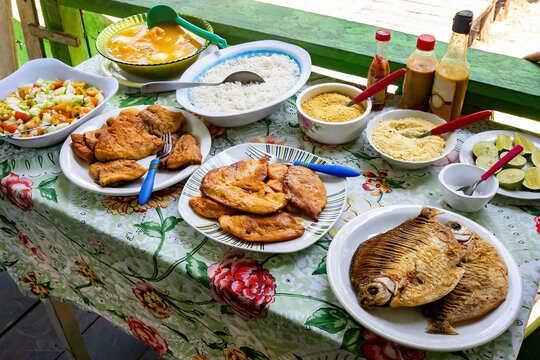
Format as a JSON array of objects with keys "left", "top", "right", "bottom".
[
  {"left": 438, "top": 163, "right": 498, "bottom": 212},
  {"left": 366, "top": 109, "right": 457, "bottom": 169},
  {"left": 296, "top": 83, "right": 372, "bottom": 144},
  {"left": 176, "top": 40, "right": 311, "bottom": 127},
  {"left": 0, "top": 58, "right": 118, "bottom": 148}
]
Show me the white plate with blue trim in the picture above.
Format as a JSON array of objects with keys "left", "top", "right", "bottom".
[
  {"left": 176, "top": 40, "right": 311, "bottom": 127},
  {"left": 178, "top": 143, "right": 347, "bottom": 253}
]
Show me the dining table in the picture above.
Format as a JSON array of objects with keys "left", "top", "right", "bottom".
[{"left": 0, "top": 55, "right": 539, "bottom": 360}]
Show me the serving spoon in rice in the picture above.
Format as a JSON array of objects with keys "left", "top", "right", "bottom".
[{"left": 140, "top": 71, "right": 265, "bottom": 94}]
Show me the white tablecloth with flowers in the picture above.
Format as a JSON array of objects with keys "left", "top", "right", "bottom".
[{"left": 0, "top": 56, "right": 539, "bottom": 360}]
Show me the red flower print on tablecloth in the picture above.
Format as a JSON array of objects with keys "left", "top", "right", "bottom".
[
  {"left": 362, "top": 170, "right": 392, "bottom": 196},
  {"left": 362, "top": 328, "right": 425, "bottom": 360},
  {"left": 75, "top": 260, "right": 100, "bottom": 287},
  {"left": 298, "top": 114, "right": 313, "bottom": 131},
  {"left": 251, "top": 135, "right": 284, "bottom": 145},
  {"left": 207, "top": 250, "right": 276, "bottom": 320},
  {"left": 125, "top": 316, "right": 169, "bottom": 356},
  {"left": 87, "top": 236, "right": 111, "bottom": 255},
  {"left": 102, "top": 183, "right": 182, "bottom": 215},
  {"left": 132, "top": 281, "right": 171, "bottom": 318},
  {"left": 205, "top": 121, "right": 229, "bottom": 139},
  {"left": 20, "top": 271, "right": 52, "bottom": 298},
  {"left": 535, "top": 216, "right": 540, "bottom": 234},
  {"left": 18, "top": 232, "right": 50, "bottom": 263},
  {"left": 223, "top": 347, "right": 250, "bottom": 360},
  {"left": 0, "top": 173, "right": 34, "bottom": 211},
  {"left": 192, "top": 355, "right": 209, "bottom": 360}
]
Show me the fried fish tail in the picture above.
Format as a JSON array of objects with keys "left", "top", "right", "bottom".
[{"left": 426, "top": 317, "right": 458, "bottom": 335}]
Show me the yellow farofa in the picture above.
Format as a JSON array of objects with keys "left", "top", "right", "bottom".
[{"left": 371, "top": 117, "right": 446, "bottom": 161}]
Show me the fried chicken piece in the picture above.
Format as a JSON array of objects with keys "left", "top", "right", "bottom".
[
  {"left": 219, "top": 212, "right": 305, "bottom": 242},
  {"left": 201, "top": 182, "right": 288, "bottom": 215},
  {"left": 163, "top": 134, "right": 202, "bottom": 169},
  {"left": 284, "top": 166, "right": 327, "bottom": 221},
  {"left": 137, "top": 104, "right": 185, "bottom": 136},
  {"left": 83, "top": 124, "right": 109, "bottom": 151},
  {"left": 266, "top": 163, "right": 289, "bottom": 192},
  {"left": 94, "top": 120, "right": 164, "bottom": 161},
  {"left": 189, "top": 196, "right": 241, "bottom": 219},
  {"left": 202, "top": 157, "right": 269, "bottom": 189},
  {"left": 71, "top": 134, "right": 94, "bottom": 163},
  {"left": 89, "top": 160, "right": 147, "bottom": 187}
]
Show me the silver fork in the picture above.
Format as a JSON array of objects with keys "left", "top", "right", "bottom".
[{"left": 138, "top": 133, "right": 173, "bottom": 205}]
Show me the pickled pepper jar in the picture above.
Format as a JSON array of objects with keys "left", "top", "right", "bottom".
[
  {"left": 368, "top": 29, "right": 391, "bottom": 111},
  {"left": 399, "top": 34, "right": 437, "bottom": 111}
]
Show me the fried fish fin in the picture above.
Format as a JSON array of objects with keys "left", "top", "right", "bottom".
[
  {"left": 219, "top": 212, "right": 305, "bottom": 242},
  {"left": 189, "top": 196, "right": 241, "bottom": 219},
  {"left": 349, "top": 207, "right": 465, "bottom": 309},
  {"left": 424, "top": 234, "right": 508, "bottom": 335},
  {"left": 283, "top": 166, "right": 326, "bottom": 221}
]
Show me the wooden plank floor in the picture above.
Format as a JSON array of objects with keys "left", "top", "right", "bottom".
[{"left": 0, "top": 271, "right": 160, "bottom": 360}]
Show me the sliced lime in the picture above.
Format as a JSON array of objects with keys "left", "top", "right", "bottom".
[
  {"left": 514, "top": 133, "right": 536, "bottom": 155},
  {"left": 532, "top": 149, "right": 540, "bottom": 168},
  {"left": 500, "top": 151, "right": 527, "bottom": 169},
  {"left": 497, "top": 169, "right": 525, "bottom": 190},
  {"left": 496, "top": 133, "right": 513, "bottom": 152},
  {"left": 475, "top": 156, "right": 500, "bottom": 173},
  {"left": 472, "top": 141, "right": 498, "bottom": 158},
  {"left": 523, "top": 167, "right": 540, "bottom": 191}
]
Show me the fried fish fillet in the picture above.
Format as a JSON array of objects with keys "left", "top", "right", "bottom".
[
  {"left": 283, "top": 166, "right": 327, "bottom": 221},
  {"left": 202, "top": 157, "right": 269, "bottom": 189},
  {"left": 94, "top": 120, "right": 164, "bottom": 161},
  {"left": 189, "top": 196, "right": 241, "bottom": 219},
  {"left": 84, "top": 124, "right": 109, "bottom": 151},
  {"left": 163, "top": 134, "right": 202, "bottom": 169},
  {"left": 219, "top": 212, "right": 305, "bottom": 242},
  {"left": 137, "top": 104, "right": 185, "bottom": 136},
  {"left": 424, "top": 228, "right": 508, "bottom": 335},
  {"left": 266, "top": 163, "right": 289, "bottom": 192},
  {"left": 71, "top": 133, "right": 94, "bottom": 163},
  {"left": 89, "top": 160, "right": 147, "bottom": 187},
  {"left": 349, "top": 207, "right": 466, "bottom": 309}
]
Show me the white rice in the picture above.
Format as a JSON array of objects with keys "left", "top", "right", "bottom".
[{"left": 190, "top": 54, "right": 299, "bottom": 112}]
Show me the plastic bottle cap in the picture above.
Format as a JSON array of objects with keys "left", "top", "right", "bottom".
[
  {"left": 452, "top": 10, "right": 473, "bottom": 34},
  {"left": 417, "top": 34, "right": 436, "bottom": 51},
  {"left": 375, "top": 29, "right": 391, "bottom": 42}
]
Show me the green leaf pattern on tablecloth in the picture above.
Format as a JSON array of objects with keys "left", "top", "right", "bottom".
[{"left": 0, "top": 56, "right": 538, "bottom": 359}]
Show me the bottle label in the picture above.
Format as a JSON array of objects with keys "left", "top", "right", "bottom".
[
  {"left": 430, "top": 74, "right": 456, "bottom": 120},
  {"left": 368, "top": 75, "right": 386, "bottom": 104}
]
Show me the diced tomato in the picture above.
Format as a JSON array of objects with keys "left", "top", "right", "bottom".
[
  {"left": 0, "top": 121, "right": 5, "bottom": 130},
  {"left": 33, "top": 84, "right": 40, "bottom": 88},
  {"left": 89, "top": 97, "right": 99, "bottom": 107},
  {"left": 53, "top": 103, "right": 68, "bottom": 112},
  {"left": 79, "top": 107, "right": 91, "bottom": 116},
  {"left": 52, "top": 81, "right": 64, "bottom": 89},
  {"left": 5, "top": 123, "right": 18, "bottom": 133},
  {"left": 40, "top": 109, "right": 53, "bottom": 118},
  {"left": 14, "top": 111, "right": 31, "bottom": 123}
]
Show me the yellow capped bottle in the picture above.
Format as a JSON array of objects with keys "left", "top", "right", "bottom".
[{"left": 430, "top": 10, "right": 473, "bottom": 120}]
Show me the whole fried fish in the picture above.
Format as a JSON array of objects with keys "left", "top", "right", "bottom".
[
  {"left": 424, "top": 226, "right": 508, "bottom": 335},
  {"left": 349, "top": 207, "right": 466, "bottom": 308}
]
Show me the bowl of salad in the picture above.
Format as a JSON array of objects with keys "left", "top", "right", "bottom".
[{"left": 0, "top": 58, "right": 118, "bottom": 148}]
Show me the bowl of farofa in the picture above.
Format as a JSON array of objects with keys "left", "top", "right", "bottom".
[
  {"left": 366, "top": 110, "right": 457, "bottom": 169},
  {"left": 296, "top": 83, "right": 371, "bottom": 144}
]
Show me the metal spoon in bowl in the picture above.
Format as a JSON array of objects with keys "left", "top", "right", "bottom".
[
  {"left": 401, "top": 110, "right": 493, "bottom": 139},
  {"left": 140, "top": 71, "right": 265, "bottom": 94},
  {"left": 457, "top": 145, "right": 523, "bottom": 196}
]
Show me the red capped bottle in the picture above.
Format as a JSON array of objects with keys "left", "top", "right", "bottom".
[{"left": 367, "top": 29, "right": 391, "bottom": 111}]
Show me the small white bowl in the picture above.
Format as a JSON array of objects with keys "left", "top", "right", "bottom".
[
  {"left": 176, "top": 40, "right": 311, "bottom": 127},
  {"left": 0, "top": 58, "right": 118, "bottom": 148},
  {"left": 366, "top": 109, "right": 457, "bottom": 169},
  {"left": 296, "top": 83, "right": 372, "bottom": 144},
  {"left": 438, "top": 163, "right": 498, "bottom": 212}
]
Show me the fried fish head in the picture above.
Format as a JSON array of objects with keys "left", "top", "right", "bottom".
[
  {"left": 446, "top": 221, "right": 476, "bottom": 258},
  {"left": 353, "top": 275, "right": 397, "bottom": 308}
]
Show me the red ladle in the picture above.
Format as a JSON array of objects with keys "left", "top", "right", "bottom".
[
  {"left": 402, "top": 110, "right": 493, "bottom": 138},
  {"left": 345, "top": 68, "right": 407, "bottom": 107}
]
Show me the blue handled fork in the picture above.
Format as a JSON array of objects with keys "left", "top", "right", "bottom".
[
  {"left": 246, "top": 144, "right": 360, "bottom": 178},
  {"left": 138, "top": 133, "right": 173, "bottom": 205}
]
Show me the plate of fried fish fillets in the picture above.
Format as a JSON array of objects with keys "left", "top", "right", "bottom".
[
  {"left": 178, "top": 143, "right": 347, "bottom": 253},
  {"left": 327, "top": 205, "right": 522, "bottom": 351},
  {"left": 59, "top": 104, "right": 211, "bottom": 195}
]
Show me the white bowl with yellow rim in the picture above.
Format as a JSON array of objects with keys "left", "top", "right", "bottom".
[
  {"left": 366, "top": 109, "right": 457, "bottom": 169},
  {"left": 296, "top": 83, "right": 372, "bottom": 145}
]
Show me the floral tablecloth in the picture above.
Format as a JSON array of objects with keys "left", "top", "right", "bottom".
[{"left": 1, "top": 56, "right": 539, "bottom": 360}]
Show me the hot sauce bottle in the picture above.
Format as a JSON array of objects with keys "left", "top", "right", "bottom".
[
  {"left": 399, "top": 34, "right": 437, "bottom": 111},
  {"left": 430, "top": 10, "right": 473, "bottom": 120},
  {"left": 368, "top": 29, "right": 391, "bottom": 111}
]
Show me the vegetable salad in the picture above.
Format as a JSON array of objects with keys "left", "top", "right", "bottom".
[{"left": 0, "top": 79, "right": 104, "bottom": 137}]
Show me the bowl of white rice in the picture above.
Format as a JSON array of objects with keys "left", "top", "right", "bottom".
[{"left": 176, "top": 40, "right": 311, "bottom": 127}]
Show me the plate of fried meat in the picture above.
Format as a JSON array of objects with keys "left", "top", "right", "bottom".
[
  {"left": 327, "top": 205, "right": 522, "bottom": 351},
  {"left": 178, "top": 143, "right": 347, "bottom": 253},
  {"left": 60, "top": 104, "right": 211, "bottom": 195}
]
